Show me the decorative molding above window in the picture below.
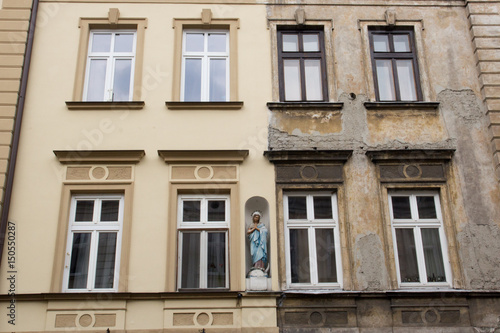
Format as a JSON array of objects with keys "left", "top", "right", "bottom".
[
  {"left": 366, "top": 149, "right": 454, "bottom": 162},
  {"left": 54, "top": 150, "right": 145, "bottom": 164},
  {"left": 264, "top": 150, "right": 352, "bottom": 184},
  {"left": 264, "top": 150, "right": 352, "bottom": 163},
  {"left": 158, "top": 150, "right": 249, "bottom": 164},
  {"left": 366, "top": 149, "right": 454, "bottom": 183}
]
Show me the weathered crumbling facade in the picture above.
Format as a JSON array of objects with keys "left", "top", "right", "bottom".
[
  {"left": 265, "top": 1, "right": 500, "bottom": 332},
  {"left": 0, "top": 0, "right": 499, "bottom": 332}
]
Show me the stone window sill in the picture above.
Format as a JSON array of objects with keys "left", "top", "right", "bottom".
[
  {"left": 165, "top": 101, "right": 244, "bottom": 110},
  {"left": 364, "top": 101, "right": 439, "bottom": 110},
  {"left": 267, "top": 102, "right": 343, "bottom": 111},
  {"left": 66, "top": 101, "right": 145, "bottom": 110}
]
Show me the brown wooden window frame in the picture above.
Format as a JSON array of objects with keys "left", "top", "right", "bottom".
[
  {"left": 369, "top": 27, "right": 423, "bottom": 102},
  {"left": 277, "top": 27, "right": 329, "bottom": 102}
]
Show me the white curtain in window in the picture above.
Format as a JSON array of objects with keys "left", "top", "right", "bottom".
[
  {"left": 376, "top": 59, "right": 396, "bottom": 101},
  {"left": 396, "top": 60, "right": 417, "bottom": 101}
]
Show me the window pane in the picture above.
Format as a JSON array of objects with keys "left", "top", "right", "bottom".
[
  {"left": 375, "top": 59, "right": 396, "bottom": 101},
  {"left": 208, "top": 200, "right": 225, "bottom": 222},
  {"left": 184, "top": 58, "right": 202, "bottom": 101},
  {"left": 183, "top": 200, "right": 201, "bottom": 222},
  {"left": 209, "top": 59, "right": 227, "bottom": 101},
  {"left": 303, "top": 34, "right": 319, "bottom": 52},
  {"left": 114, "top": 33, "right": 134, "bottom": 52},
  {"left": 181, "top": 232, "right": 201, "bottom": 288},
  {"left": 396, "top": 60, "right": 417, "bottom": 101},
  {"left": 394, "top": 35, "right": 410, "bottom": 52},
  {"left": 207, "top": 232, "right": 226, "bottom": 288},
  {"left": 208, "top": 33, "right": 226, "bottom": 52},
  {"left": 373, "top": 34, "right": 390, "bottom": 52},
  {"left": 391, "top": 196, "right": 411, "bottom": 219},
  {"left": 315, "top": 229, "right": 337, "bottom": 283},
  {"left": 313, "top": 196, "right": 333, "bottom": 219},
  {"left": 86, "top": 59, "right": 107, "bottom": 101},
  {"left": 91, "top": 33, "right": 111, "bottom": 52},
  {"left": 68, "top": 233, "right": 91, "bottom": 289},
  {"left": 112, "top": 59, "right": 132, "bottom": 101},
  {"left": 288, "top": 196, "right": 307, "bottom": 220},
  {"left": 417, "top": 196, "right": 437, "bottom": 219},
  {"left": 282, "top": 34, "right": 299, "bottom": 52},
  {"left": 289, "top": 229, "right": 310, "bottom": 283},
  {"left": 75, "top": 200, "right": 94, "bottom": 222},
  {"left": 101, "top": 200, "right": 120, "bottom": 221},
  {"left": 185, "top": 33, "right": 204, "bottom": 52},
  {"left": 94, "top": 232, "right": 117, "bottom": 289},
  {"left": 395, "top": 228, "right": 420, "bottom": 283},
  {"left": 283, "top": 59, "right": 301, "bottom": 101},
  {"left": 421, "top": 228, "right": 446, "bottom": 282},
  {"left": 304, "top": 59, "right": 323, "bottom": 101}
]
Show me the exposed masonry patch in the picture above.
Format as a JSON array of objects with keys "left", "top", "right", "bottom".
[{"left": 355, "top": 233, "right": 389, "bottom": 291}]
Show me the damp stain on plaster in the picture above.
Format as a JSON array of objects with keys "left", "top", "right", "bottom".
[{"left": 272, "top": 110, "right": 343, "bottom": 135}]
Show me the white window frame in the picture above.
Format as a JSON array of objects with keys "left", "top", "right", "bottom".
[
  {"left": 180, "top": 29, "right": 230, "bottom": 102},
  {"left": 177, "top": 194, "right": 230, "bottom": 289},
  {"left": 388, "top": 191, "right": 452, "bottom": 288},
  {"left": 284, "top": 191, "right": 342, "bottom": 289},
  {"left": 63, "top": 194, "right": 124, "bottom": 292},
  {"left": 83, "top": 30, "right": 137, "bottom": 102}
]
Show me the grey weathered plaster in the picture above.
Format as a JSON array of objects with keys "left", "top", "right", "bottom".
[
  {"left": 438, "top": 89, "right": 500, "bottom": 290},
  {"left": 355, "top": 233, "right": 390, "bottom": 291}
]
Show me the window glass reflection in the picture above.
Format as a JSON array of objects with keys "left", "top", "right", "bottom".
[
  {"left": 288, "top": 196, "right": 307, "bottom": 219},
  {"left": 303, "top": 34, "right": 319, "bottom": 52},
  {"left": 282, "top": 34, "right": 299, "bottom": 52},
  {"left": 92, "top": 33, "right": 111, "bottom": 52}
]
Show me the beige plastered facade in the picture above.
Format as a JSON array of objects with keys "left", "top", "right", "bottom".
[
  {"left": 0, "top": 0, "right": 277, "bottom": 332},
  {"left": 0, "top": 0, "right": 500, "bottom": 332}
]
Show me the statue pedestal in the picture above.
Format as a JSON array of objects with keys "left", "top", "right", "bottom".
[{"left": 246, "top": 269, "right": 268, "bottom": 291}]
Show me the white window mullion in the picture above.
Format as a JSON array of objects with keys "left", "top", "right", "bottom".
[
  {"left": 87, "top": 230, "right": 98, "bottom": 290},
  {"left": 108, "top": 33, "right": 116, "bottom": 101},
  {"left": 414, "top": 226, "right": 427, "bottom": 284},
  {"left": 284, "top": 227, "right": 292, "bottom": 286},
  {"left": 128, "top": 55, "right": 136, "bottom": 101},
  {"left": 409, "top": 195, "right": 418, "bottom": 221},
  {"left": 200, "top": 230, "right": 208, "bottom": 288},
  {"left": 201, "top": 55, "right": 209, "bottom": 101},
  {"left": 392, "top": 226, "right": 403, "bottom": 286},
  {"left": 439, "top": 226, "right": 452, "bottom": 285},
  {"left": 104, "top": 57, "right": 114, "bottom": 101},
  {"left": 334, "top": 226, "right": 343, "bottom": 288},
  {"left": 177, "top": 231, "right": 183, "bottom": 288},
  {"left": 201, "top": 198, "right": 208, "bottom": 224},
  {"left": 309, "top": 226, "right": 318, "bottom": 285},
  {"left": 225, "top": 231, "right": 229, "bottom": 288}
]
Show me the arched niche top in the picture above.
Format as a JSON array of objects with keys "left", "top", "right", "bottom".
[{"left": 244, "top": 196, "right": 270, "bottom": 228}]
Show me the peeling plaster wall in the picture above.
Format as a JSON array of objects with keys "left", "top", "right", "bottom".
[{"left": 270, "top": 90, "right": 500, "bottom": 291}]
